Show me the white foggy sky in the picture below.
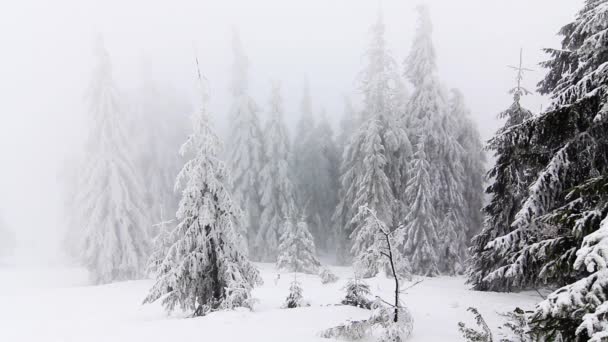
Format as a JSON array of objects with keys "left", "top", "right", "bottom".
[{"left": 0, "top": 0, "right": 582, "bottom": 261}]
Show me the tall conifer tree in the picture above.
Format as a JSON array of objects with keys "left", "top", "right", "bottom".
[
  {"left": 334, "top": 9, "right": 404, "bottom": 272},
  {"left": 144, "top": 65, "right": 261, "bottom": 316},
  {"left": 467, "top": 51, "right": 536, "bottom": 291},
  {"left": 257, "top": 83, "right": 295, "bottom": 261},
  {"left": 226, "top": 30, "right": 265, "bottom": 254},
  {"left": 72, "top": 37, "right": 150, "bottom": 284}
]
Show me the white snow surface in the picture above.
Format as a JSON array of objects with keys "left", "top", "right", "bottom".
[{"left": 0, "top": 262, "right": 541, "bottom": 342}]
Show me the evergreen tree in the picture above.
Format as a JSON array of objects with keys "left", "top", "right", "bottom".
[
  {"left": 291, "top": 82, "right": 320, "bottom": 243},
  {"left": 358, "top": 9, "right": 410, "bottom": 217},
  {"left": 525, "top": 1, "right": 608, "bottom": 338},
  {"left": 338, "top": 117, "right": 394, "bottom": 277},
  {"left": 402, "top": 5, "right": 464, "bottom": 275},
  {"left": 143, "top": 70, "right": 262, "bottom": 317},
  {"left": 334, "top": 97, "right": 358, "bottom": 263},
  {"left": 439, "top": 208, "right": 465, "bottom": 275},
  {"left": 342, "top": 277, "right": 373, "bottom": 309},
  {"left": 283, "top": 278, "right": 307, "bottom": 308},
  {"left": 226, "top": 30, "right": 265, "bottom": 255},
  {"left": 276, "top": 215, "right": 321, "bottom": 274},
  {"left": 256, "top": 83, "right": 295, "bottom": 261},
  {"left": 438, "top": 89, "right": 485, "bottom": 275},
  {"left": 72, "top": 37, "right": 150, "bottom": 284},
  {"left": 292, "top": 81, "right": 316, "bottom": 204},
  {"left": 467, "top": 65, "right": 535, "bottom": 291},
  {"left": 450, "top": 89, "right": 485, "bottom": 242},
  {"left": 401, "top": 137, "right": 440, "bottom": 276},
  {"left": 333, "top": 8, "right": 407, "bottom": 268},
  {"left": 319, "top": 267, "right": 339, "bottom": 284},
  {"left": 309, "top": 110, "right": 341, "bottom": 251},
  {"left": 472, "top": 1, "right": 608, "bottom": 339}
]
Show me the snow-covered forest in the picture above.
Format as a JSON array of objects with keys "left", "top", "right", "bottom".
[{"left": 1, "top": 0, "right": 606, "bottom": 341}]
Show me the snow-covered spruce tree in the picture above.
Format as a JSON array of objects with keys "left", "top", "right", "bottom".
[
  {"left": 292, "top": 81, "right": 315, "bottom": 205},
  {"left": 437, "top": 109, "right": 468, "bottom": 276},
  {"left": 467, "top": 56, "right": 536, "bottom": 292},
  {"left": 319, "top": 267, "right": 339, "bottom": 284},
  {"left": 276, "top": 215, "right": 321, "bottom": 274},
  {"left": 342, "top": 277, "right": 373, "bottom": 310},
  {"left": 402, "top": 5, "right": 467, "bottom": 276},
  {"left": 401, "top": 137, "right": 440, "bottom": 276},
  {"left": 309, "top": 110, "right": 341, "bottom": 251},
  {"left": 334, "top": 97, "right": 359, "bottom": 263},
  {"left": 256, "top": 83, "right": 295, "bottom": 261},
  {"left": 226, "top": 30, "right": 265, "bottom": 255},
  {"left": 478, "top": 1, "right": 608, "bottom": 339},
  {"left": 291, "top": 82, "right": 322, "bottom": 244},
  {"left": 338, "top": 117, "right": 395, "bottom": 277},
  {"left": 450, "top": 89, "right": 485, "bottom": 243},
  {"left": 143, "top": 71, "right": 262, "bottom": 317},
  {"left": 358, "top": 8, "right": 410, "bottom": 218},
  {"left": 283, "top": 277, "right": 308, "bottom": 308},
  {"left": 333, "top": 8, "right": 409, "bottom": 270},
  {"left": 72, "top": 37, "right": 150, "bottom": 284}
]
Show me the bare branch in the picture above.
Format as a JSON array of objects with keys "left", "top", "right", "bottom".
[
  {"left": 374, "top": 296, "right": 397, "bottom": 308},
  {"left": 400, "top": 279, "right": 424, "bottom": 293}
]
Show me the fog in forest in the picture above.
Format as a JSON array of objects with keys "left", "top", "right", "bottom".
[{"left": 0, "top": 0, "right": 581, "bottom": 264}]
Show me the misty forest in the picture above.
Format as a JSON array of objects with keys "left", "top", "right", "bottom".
[{"left": 1, "top": 1, "right": 608, "bottom": 341}]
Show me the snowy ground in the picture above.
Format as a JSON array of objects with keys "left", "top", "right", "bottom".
[{"left": 0, "top": 262, "right": 542, "bottom": 342}]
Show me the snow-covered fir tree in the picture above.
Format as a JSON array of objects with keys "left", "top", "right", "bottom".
[
  {"left": 333, "top": 8, "right": 407, "bottom": 269},
  {"left": 309, "top": 110, "right": 340, "bottom": 251},
  {"left": 461, "top": 1, "right": 608, "bottom": 339},
  {"left": 402, "top": 5, "right": 468, "bottom": 276},
  {"left": 143, "top": 68, "right": 262, "bottom": 317},
  {"left": 291, "top": 82, "right": 321, "bottom": 243},
  {"left": 319, "top": 267, "right": 339, "bottom": 284},
  {"left": 292, "top": 81, "right": 316, "bottom": 205},
  {"left": 449, "top": 89, "right": 485, "bottom": 243},
  {"left": 71, "top": 37, "right": 150, "bottom": 284},
  {"left": 495, "top": 1, "right": 608, "bottom": 339},
  {"left": 467, "top": 57, "right": 535, "bottom": 291},
  {"left": 256, "top": 82, "right": 295, "bottom": 261},
  {"left": 276, "top": 215, "right": 321, "bottom": 274},
  {"left": 401, "top": 137, "right": 440, "bottom": 276},
  {"left": 342, "top": 277, "right": 373, "bottom": 309},
  {"left": 334, "top": 97, "right": 358, "bottom": 263},
  {"left": 226, "top": 30, "right": 265, "bottom": 254},
  {"left": 283, "top": 277, "right": 307, "bottom": 308},
  {"left": 337, "top": 117, "right": 394, "bottom": 277},
  {"left": 358, "top": 8, "right": 410, "bottom": 216}
]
